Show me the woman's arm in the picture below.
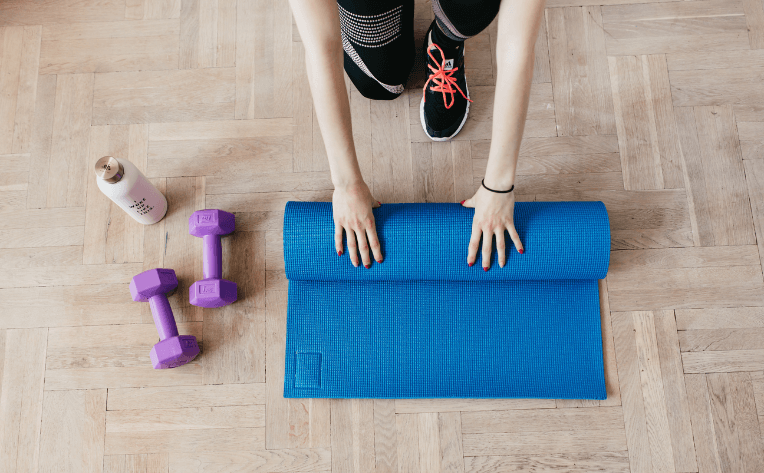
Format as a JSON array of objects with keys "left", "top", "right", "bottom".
[
  {"left": 463, "top": 0, "right": 546, "bottom": 269},
  {"left": 289, "top": 0, "right": 382, "bottom": 268}
]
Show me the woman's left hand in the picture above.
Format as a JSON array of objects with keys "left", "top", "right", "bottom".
[{"left": 462, "top": 186, "right": 524, "bottom": 270}]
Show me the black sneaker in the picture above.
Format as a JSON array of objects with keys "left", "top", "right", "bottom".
[{"left": 420, "top": 24, "right": 472, "bottom": 141}]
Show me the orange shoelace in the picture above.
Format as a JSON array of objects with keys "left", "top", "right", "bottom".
[{"left": 422, "top": 43, "right": 473, "bottom": 110}]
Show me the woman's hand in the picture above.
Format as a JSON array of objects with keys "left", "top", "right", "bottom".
[
  {"left": 462, "top": 186, "right": 524, "bottom": 270},
  {"left": 333, "top": 181, "right": 382, "bottom": 268}
]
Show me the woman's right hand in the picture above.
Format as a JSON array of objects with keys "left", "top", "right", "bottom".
[{"left": 333, "top": 181, "right": 382, "bottom": 268}]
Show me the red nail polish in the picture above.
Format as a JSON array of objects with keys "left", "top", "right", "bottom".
[
  {"left": 468, "top": 262, "right": 474, "bottom": 267},
  {"left": 460, "top": 200, "right": 465, "bottom": 205},
  {"left": 338, "top": 251, "right": 343, "bottom": 256},
  {"left": 483, "top": 267, "right": 489, "bottom": 272},
  {"left": 377, "top": 259, "right": 383, "bottom": 263},
  {"left": 365, "top": 264, "right": 370, "bottom": 269},
  {"left": 519, "top": 249, "right": 524, "bottom": 254},
  {"left": 377, "top": 201, "right": 382, "bottom": 206}
]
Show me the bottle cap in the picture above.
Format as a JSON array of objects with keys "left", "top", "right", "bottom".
[{"left": 95, "top": 156, "right": 125, "bottom": 184}]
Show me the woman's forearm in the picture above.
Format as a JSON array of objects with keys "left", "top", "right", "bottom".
[
  {"left": 484, "top": 0, "right": 546, "bottom": 190},
  {"left": 290, "top": 0, "right": 364, "bottom": 189}
]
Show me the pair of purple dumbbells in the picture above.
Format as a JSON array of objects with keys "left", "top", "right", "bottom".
[{"left": 129, "top": 209, "right": 237, "bottom": 369}]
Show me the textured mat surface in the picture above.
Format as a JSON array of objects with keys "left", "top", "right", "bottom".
[{"left": 283, "top": 201, "right": 610, "bottom": 399}]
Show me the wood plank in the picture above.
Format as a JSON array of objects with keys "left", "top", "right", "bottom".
[
  {"left": 679, "top": 329, "right": 764, "bottom": 352},
  {"left": 418, "top": 413, "right": 440, "bottom": 473},
  {"left": 235, "top": 0, "right": 292, "bottom": 119},
  {"left": 395, "top": 398, "right": 556, "bottom": 413},
  {"left": 685, "top": 374, "right": 723, "bottom": 473},
  {"left": 371, "top": 97, "right": 414, "bottom": 202},
  {"left": 265, "top": 290, "right": 331, "bottom": 449},
  {"left": 0, "top": 246, "right": 82, "bottom": 270},
  {"left": 463, "top": 453, "right": 630, "bottom": 473},
  {"left": 607, "top": 247, "right": 764, "bottom": 310},
  {"left": 609, "top": 54, "right": 683, "bottom": 190},
  {"left": 374, "top": 400, "right": 398, "bottom": 473},
  {"left": 671, "top": 66, "right": 764, "bottom": 107},
  {"left": 38, "top": 389, "right": 107, "bottom": 472},
  {"left": 107, "top": 383, "right": 266, "bottom": 410},
  {"left": 0, "top": 263, "right": 142, "bottom": 288},
  {"left": 0, "top": 0, "right": 124, "bottom": 26},
  {"left": 45, "top": 364, "right": 203, "bottom": 390},
  {"left": 202, "top": 231, "right": 265, "bottom": 384},
  {"left": 438, "top": 412, "right": 464, "bottom": 473},
  {"left": 147, "top": 119, "right": 293, "bottom": 178},
  {"left": 743, "top": 0, "right": 764, "bottom": 48},
  {"left": 602, "top": 0, "right": 750, "bottom": 56},
  {"left": 40, "top": 20, "right": 179, "bottom": 74},
  {"left": 744, "top": 160, "right": 764, "bottom": 270},
  {"left": 105, "top": 427, "right": 265, "bottom": 454},
  {"left": 48, "top": 73, "right": 94, "bottom": 208},
  {"left": 654, "top": 310, "right": 697, "bottom": 472},
  {"left": 26, "top": 74, "right": 57, "bottom": 209},
  {"left": 160, "top": 177, "right": 204, "bottom": 324},
  {"left": 462, "top": 430, "right": 627, "bottom": 456},
  {"left": 166, "top": 449, "right": 331, "bottom": 472},
  {"left": 0, "top": 328, "right": 47, "bottom": 472},
  {"left": 0, "top": 226, "right": 84, "bottom": 249},
  {"left": 396, "top": 413, "right": 420, "bottom": 473},
  {"left": 106, "top": 405, "right": 264, "bottom": 432},
  {"left": 547, "top": 6, "right": 615, "bottom": 136},
  {"left": 0, "top": 26, "right": 41, "bottom": 155},
  {"left": 104, "top": 454, "right": 169, "bottom": 473},
  {"left": 462, "top": 406, "right": 624, "bottom": 433},
  {"left": 0, "top": 284, "right": 140, "bottom": 329},
  {"left": 728, "top": 372, "right": 764, "bottom": 472},
  {"left": 611, "top": 311, "right": 652, "bottom": 473},
  {"left": 331, "top": 399, "right": 376, "bottom": 473},
  {"left": 707, "top": 373, "right": 745, "bottom": 472},
  {"left": 93, "top": 68, "right": 235, "bottom": 125},
  {"left": 683, "top": 350, "right": 764, "bottom": 373}
]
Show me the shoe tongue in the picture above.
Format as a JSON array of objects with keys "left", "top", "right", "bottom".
[
  {"left": 443, "top": 58, "right": 455, "bottom": 71},
  {"left": 430, "top": 44, "right": 456, "bottom": 71}
]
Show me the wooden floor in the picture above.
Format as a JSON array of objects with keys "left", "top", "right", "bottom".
[{"left": 2, "top": 0, "right": 764, "bottom": 471}]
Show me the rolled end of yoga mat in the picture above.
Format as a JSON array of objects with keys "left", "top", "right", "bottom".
[
  {"left": 284, "top": 201, "right": 610, "bottom": 281},
  {"left": 283, "top": 201, "right": 611, "bottom": 399}
]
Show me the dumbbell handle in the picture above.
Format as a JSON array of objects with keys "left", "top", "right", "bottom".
[
  {"left": 149, "top": 294, "right": 179, "bottom": 340},
  {"left": 202, "top": 234, "right": 222, "bottom": 280}
]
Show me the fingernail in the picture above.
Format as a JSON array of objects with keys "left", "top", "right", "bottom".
[
  {"left": 468, "top": 262, "right": 474, "bottom": 267},
  {"left": 338, "top": 251, "right": 343, "bottom": 256},
  {"left": 377, "top": 259, "right": 383, "bottom": 263},
  {"left": 365, "top": 264, "right": 370, "bottom": 269},
  {"left": 483, "top": 267, "right": 489, "bottom": 272},
  {"left": 460, "top": 200, "right": 465, "bottom": 205},
  {"left": 519, "top": 249, "right": 524, "bottom": 254},
  {"left": 377, "top": 201, "right": 382, "bottom": 206}
]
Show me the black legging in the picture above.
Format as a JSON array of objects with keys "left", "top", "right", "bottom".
[{"left": 338, "top": 0, "right": 502, "bottom": 100}]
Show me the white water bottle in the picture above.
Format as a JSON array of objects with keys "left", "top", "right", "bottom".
[{"left": 94, "top": 156, "right": 168, "bottom": 225}]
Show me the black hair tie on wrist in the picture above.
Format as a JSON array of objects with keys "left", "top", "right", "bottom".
[{"left": 482, "top": 179, "right": 514, "bottom": 194}]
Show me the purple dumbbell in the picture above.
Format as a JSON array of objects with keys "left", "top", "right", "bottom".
[
  {"left": 188, "top": 209, "right": 237, "bottom": 308},
  {"left": 130, "top": 268, "right": 200, "bottom": 369}
]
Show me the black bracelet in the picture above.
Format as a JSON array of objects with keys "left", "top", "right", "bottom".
[{"left": 482, "top": 179, "right": 514, "bottom": 194}]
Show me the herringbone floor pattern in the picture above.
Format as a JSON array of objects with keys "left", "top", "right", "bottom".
[{"left": 1, "top": 0, "right": 764, "bottom": 471}]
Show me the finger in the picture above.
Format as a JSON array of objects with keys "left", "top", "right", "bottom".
[
  {"left": 355, "top": 229, "right": 372, "bottom": 268},
  {"left": 345, "top": 228, "right": 359, "bottom": 267},
  {"left": 481, "top": 229, "right": 493, "bottom": 271},
  {"left": 366, "top": 226, "right": 383, "bottom": 263},
  {"left": 508, "top": 225, "right": 524, "bottom": 254},
  {"left": 373, "top": 200, "right": 381, "bottom": 208},
  {"left": 467, "top": 224, "right": 481, "bottom": 266},
  {"left": 335, "top": 225, "right": 344, "bottom": 256},
  {"left": 496, "top": 229, "right": 506, "bottom": 268},
  {"left": 461, "top": 197, "right": 474, "bottom": 208}
]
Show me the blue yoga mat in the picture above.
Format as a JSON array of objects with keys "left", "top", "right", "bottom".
[{"left": 283, "top": 201, "right": 610, "bottom": 399}]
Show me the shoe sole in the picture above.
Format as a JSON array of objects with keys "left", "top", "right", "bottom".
[{"left": 420, "top": 74, "right": 470, "bottom": 142}]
